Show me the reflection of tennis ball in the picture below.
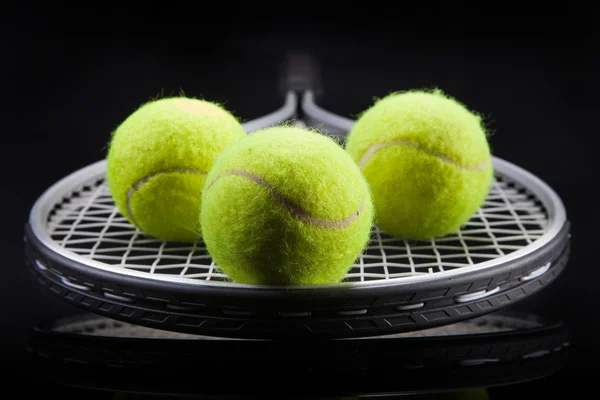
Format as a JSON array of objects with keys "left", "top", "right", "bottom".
[
  {"left": 201, "top": 126, "right": 374, "bottom": 285},
  {"left": 107, "top": 97, "right": 246, "bottom": 242},
  {"left": 346, "top": 90, "right": 493, "bottom": 240}
]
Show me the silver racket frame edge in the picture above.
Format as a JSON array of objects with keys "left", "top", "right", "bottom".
[{"left": 23, "top": 222, "right": 570, "bottom": 338}]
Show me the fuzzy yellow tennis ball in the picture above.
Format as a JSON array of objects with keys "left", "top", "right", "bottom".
[
  {"left": 106, "top": 97, "right": 246, "bottom": 242},
  {"left": 346, "top": 90, "right": 493, "bottom": 240},
  {"left": 200, "top": 126, "right": 374, "bottom": 285}
]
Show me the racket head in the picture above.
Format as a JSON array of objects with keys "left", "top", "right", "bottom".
[
  {"left": 31, "top": 155, "right": 567, "bottom": 288},
  {"left": 24, "top": 144, "right": 570, "bottom": 338}
]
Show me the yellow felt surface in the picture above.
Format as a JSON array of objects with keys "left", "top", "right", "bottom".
[
  {"left": 346, "top": 90, "right": 493, "bottom": 239},
  {"left": 106, "top": 97, "right": 246, "bottom": 242},
  {"left": 201, "top": 126, "right": 374, "bottom": 285},
  {"left": 128, "top": 171, "right": 206, "bottom": 242}
]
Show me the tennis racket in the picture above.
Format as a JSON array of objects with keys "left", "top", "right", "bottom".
[{"left": 23, "top": 53, "right": 571, "bottom": 339}]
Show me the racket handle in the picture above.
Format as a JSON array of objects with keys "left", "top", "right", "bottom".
[{"left": 279, "top": 51, "right": 322, "bottom": 97}]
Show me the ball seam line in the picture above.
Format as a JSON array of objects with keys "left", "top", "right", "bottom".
[
  {"left": 358, "top": 140, "right": 487, "bottom": 170},
  {"left": 126, "top": 168, "right": 205, "bottom": 229},
  {"left": 205, "top": 169, "right": 366, "bottom": 229}
]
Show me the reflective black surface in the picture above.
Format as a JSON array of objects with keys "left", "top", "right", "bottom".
[
  {"left": 4, "top": 6, "right": 598, "bottom": 397},
  {"left": 24, "top": 311, "right": 571, "bottom": 397}
]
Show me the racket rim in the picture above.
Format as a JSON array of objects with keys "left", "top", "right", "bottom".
[
  {"left": 24, "top": 233, "right": 570, "bottom": 339},
  {"left": 25, "top": 220, "right": 570, "bottom": 298}
]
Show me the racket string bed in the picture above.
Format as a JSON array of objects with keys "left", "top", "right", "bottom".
[{"left": 46, "top": 174, "right": 549, "bottom": 284}]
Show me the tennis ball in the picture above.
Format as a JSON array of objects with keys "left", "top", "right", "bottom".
[
  {"left": 346, "top": 90, "right": 493, "bottom": 240},
  {"left": 200, "top": 126, "right": 374, "bottom": 285},
  {"left": 106, "top": 97, "right": 246, "bottom": 242}
]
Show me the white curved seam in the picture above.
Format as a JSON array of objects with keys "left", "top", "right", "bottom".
[
  {"left": 206, "top": 170, "right": 366, "bottom": 229},
  {"left": 125, "top": 168, "right": 205, "bottom": 228},
  {"left": 358, "top": 140, "right": 487, "bottom": 170}
]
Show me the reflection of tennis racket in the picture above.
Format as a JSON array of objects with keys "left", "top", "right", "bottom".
[
  {"left": 28, "top": 311, "right": 569, "bottom": 396},
  {"left": 23, "top": 53, "right": 570, "bottom": 339}
]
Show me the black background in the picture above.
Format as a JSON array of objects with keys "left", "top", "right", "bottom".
[{"left": 3, "top": 5, "right": 598, "bottom": 397}]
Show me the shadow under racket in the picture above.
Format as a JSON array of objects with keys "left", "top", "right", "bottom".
[{"left": 27, "top": 310, "right": 569, "bottom": 397}]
